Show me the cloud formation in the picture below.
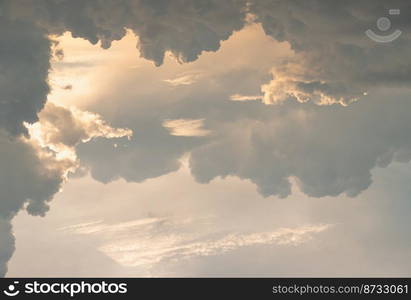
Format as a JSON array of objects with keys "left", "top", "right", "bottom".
[
  {"left": 3, "top": 0, "right": 411, "bottom": 118},
  {"left": 60, "top": 217, "right": 330, "bottom": 268},
  {"left": 27, "top": 103, "right": 132, "bottom": 162},
  {"left": 0, "top": 18, "right": 51, "bottom": 136},
  {"left": 251, "top": 0, "right": 411, "bottom": 105},
  {"left": 0, "top": 16, "right": 53, "bottom": 271},
  {"left": 0, "top": 103, "right": 131, "bottom": 276},
  {"left": 163, "top": 119, "right": 211, "bottom": 137},
  {"left": 0, "top": 220, "right": 14, "bottom": 277},
  {"left": 2, "top": 0, "right": 411, "bottom": 277},
  {"left": 7, "top": 0, "right": 248, "bottom": 66},
  {"left": 13, "top": 0, "right": 408, "bottom": 201},
  {"left": 75, "top": 41, "right": 411, "bottom": 200},
  {"left": 0, "top": 130, "right": 65, "bottom": 276}
]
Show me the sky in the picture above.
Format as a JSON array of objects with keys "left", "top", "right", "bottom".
[{"left": 1, "top": 0, "right": 411, "bottom": 277}]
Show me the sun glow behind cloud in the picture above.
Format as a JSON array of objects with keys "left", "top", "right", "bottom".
[{"left": 24, "top": 102, "right": 133, "bottom": 180}]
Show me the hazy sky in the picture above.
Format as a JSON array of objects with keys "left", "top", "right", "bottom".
[{"left": 1, "top": 0, "right": 411, "bottom": 277}]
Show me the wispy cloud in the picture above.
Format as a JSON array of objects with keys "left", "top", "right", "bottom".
[
  {"left": 163, "top": 73, "right": 202, "bottom": 86},
  {"left": 60, "top": 218, "right": 331, "bottom": 268},
  {"left": 230, "top": 94, "right": 263, "bottom": 102},
  {"left": 163, "top": 119, "right": 211, "bottom": 137}
]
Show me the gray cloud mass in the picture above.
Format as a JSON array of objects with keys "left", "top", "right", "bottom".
[
  {"left": 0, "top": 129, "right": 65, "bottom": 276},
  {"left": 7, "top": 0, "right": 248, "bottom": 66},
  {"left": 0, "top": 18, "right": 51, "bottom": 136}
]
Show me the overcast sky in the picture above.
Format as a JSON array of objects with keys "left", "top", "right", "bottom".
[{"left": 1, "top": 0, "right": 411, "bottom": 277}]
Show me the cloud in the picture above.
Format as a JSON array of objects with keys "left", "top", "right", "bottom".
[
  {"left": 0, "top": 12, "right": 56, "bottom": 276},
  {"left": 250, "top": 0, "right": 411, "bottom": 105},
  {"left": 0, "top": 102, "right": 132, "bottom": 276},
  {"left": 0, "top": 2, "right": 249, "bottom": 275},
  {"left": 27, "top": 102, "right": 132, "bottom": 160},
  {"left": 77, "top": 58, "right": 411, "bottom": 200},
  {"left": 190, "top": 89, "right": 411, "bottom": 198},
  {"left": 0, "top": 220, "right": 14, "bottom": 277},
  {"left": 2, "top": 0, "right": 411, "bottom": 277},
  {"left": 0, "top": 18, "right": 51, "bottom": 136},
  {"left": 8, "top": 0, "right": 248, "bottom": 66},
  {"left": 72, "top": 24, "right": 278, "bottom": 186},
  {"left": 261, "top": 72, "right": 359, "bottom": 106},
  {"left": 0, "top": 130, "right": 66, "bottom": 276},
  {"left": 17, "top": 0, "right": 408, "bottom": 200},
  {"left": 60, "top": 216, "right": 330, "bottom": 268},
  {"left": 230, "top": 94, "right": 262, "bottom": 102},
  {"left": 1, "top": 0, "right": 407, "bottom": 143},
  {"left": 0, "top": 132, "right": 66, "bottom": 219},
  {"left": 163, "top": 119, "right": 211, "bottom": 137},
  {"left": 164, "top": 73, "right": 202, "bottom": 86},
  {"left": 68, "top": 19, "right": 411, "bottom": 201},
  {"left": 10, "top": 159, "right": 411, "bottom": 277}
]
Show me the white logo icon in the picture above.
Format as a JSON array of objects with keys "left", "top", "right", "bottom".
[
  {"left": 3, "top": 281, "right": 20, "bottom": 297},
  {"left": 366, "top": 9, "right": 402, "bottom": 43}
]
